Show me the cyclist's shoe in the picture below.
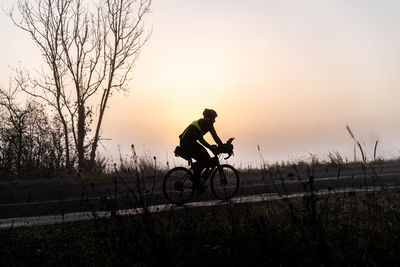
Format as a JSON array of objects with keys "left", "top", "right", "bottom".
[{"left": 196, "top": 184, "right": 208, "bottom": 194}]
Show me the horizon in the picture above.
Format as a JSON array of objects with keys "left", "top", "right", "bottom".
[{"left": 1, "top": 0, "right": 400, "bottom": 167}]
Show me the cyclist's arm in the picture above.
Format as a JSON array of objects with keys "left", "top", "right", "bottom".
[
  {"left": 210, "top": 126, "right": 223, "bottom": 146},
  {"left": 198, "top": 136, "right": 214, "bottom": 150}
]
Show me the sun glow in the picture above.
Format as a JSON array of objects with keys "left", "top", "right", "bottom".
[{"left": 2, "top": 0, "right": 400, "bottom": 164}]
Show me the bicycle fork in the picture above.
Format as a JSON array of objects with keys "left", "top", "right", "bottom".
[{"left": 217, "top": 165, "right": 228, "bottom": 186}]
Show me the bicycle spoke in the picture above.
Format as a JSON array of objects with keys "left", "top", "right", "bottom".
[
  {"left": 162, "top": 167, "right": 195, "bottom": 205},
  {"left": 210, "top": 164, "right": 239, "bottom": 200}
]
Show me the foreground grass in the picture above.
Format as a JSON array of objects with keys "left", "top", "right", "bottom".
[{"left": 2, "top": 189, "right": 400, "bottom": 266}]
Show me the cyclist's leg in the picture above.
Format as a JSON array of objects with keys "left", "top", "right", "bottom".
[
  {"left": 180, "top": 141, "right": 211, "bottom": 182},
  {"left": 190, "top": 143, "right": 211, "bottom": 181},
  {"left": 180, "top": 141, "right": 198, "bottom": 175},
  {"left": 191, "top": 161, "right": 202, "bottom": 181}
]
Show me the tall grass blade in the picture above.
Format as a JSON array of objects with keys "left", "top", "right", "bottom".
[
  {"left": 357, "top": 141, "right": 366, "bottom": 163},
  {"left": 374, "top": 140, "right": 378, "bottom": 160},
  {"left": 346, "top": 125, "right": 356, "bottom": 140}
]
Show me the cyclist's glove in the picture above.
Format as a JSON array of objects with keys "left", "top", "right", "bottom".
[{"left": 210, "top": 145, "right": 219, "bottom": 155}]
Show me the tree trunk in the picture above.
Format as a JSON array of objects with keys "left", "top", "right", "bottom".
[
  {"left": 89, "top": 83, "right": 112, "bottom": 169},
  {"left": 77, "top": 103, "right": 86, "bottom": 171},
  {"left": 17, "top": 129, "right": 23, "bottom": 177},
  {"left": 89, "top": 65, "right": 116, "bottom": 170}
]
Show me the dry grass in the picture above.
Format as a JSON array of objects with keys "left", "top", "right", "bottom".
[{"left": 2, "top": 189, "right": 400, "bottom": 266}]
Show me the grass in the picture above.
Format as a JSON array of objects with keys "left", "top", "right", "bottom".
[
  {"left": 2, "top": 189, "right": 400, "bottom": 266},
  {"left": 2, "top": 133, "right": 400, "bottom": 266},
  {"left": 0, "top": 148, "right": 168, "bottom": 187}
]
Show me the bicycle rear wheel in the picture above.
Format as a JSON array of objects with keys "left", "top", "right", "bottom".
[
  {"left": 162, "top": 167, "right": 195, "bottom": 205},
  {"left": 210, "top": 164, "right": 240, "bottom": 200}
]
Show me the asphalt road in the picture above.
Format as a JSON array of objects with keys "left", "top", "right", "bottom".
[{"left": 1, "top": 161, "right": 400, "bottom": 220}]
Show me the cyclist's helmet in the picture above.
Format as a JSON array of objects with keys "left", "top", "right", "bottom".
[{"left": 203, "top": 108, "right": 217, "bottom": 120}]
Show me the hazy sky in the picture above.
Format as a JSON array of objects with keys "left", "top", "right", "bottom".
[{"left": 1, "top": 0, "right": 400, "bottom": 166}]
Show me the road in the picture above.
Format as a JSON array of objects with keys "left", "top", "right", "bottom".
[{"left": 1, "top": 161, "right": 400, "bottom": 221}]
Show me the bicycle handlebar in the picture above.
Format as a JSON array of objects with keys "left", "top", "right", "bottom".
[{"left": 214, "top": 137, "right": 235, "bottom": 160}]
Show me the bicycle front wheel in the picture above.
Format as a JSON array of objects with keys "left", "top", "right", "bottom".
[
  {"left": 210, "top": 164, "right": 240, "bottom": 200},
  {"left": 162, "top": 167, "right": 195, "bottom": 205}
]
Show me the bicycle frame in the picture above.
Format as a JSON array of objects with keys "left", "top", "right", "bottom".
[
  {"left": 191, "top": 156, "right": 225, "bottom": 188},
  {"left": 162, "top": 137, "right": 238, "bottom": 205}
]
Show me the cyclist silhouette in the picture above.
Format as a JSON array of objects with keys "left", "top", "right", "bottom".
[
  {"left": 177, "top": 108, "right": 223, "bottom": 186},
  {"left": 165, "top": 111, "right": 238, "bottom": 204}
]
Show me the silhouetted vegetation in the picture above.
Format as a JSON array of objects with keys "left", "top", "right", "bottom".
[
  {"left": 2, "top": 135, "right": 400, "bottom": 265},
  {"left": 2, "top": 188, "right": 400, "bottom": 266},
  {"left": 0, "top": 87, "right": 66, "bottom": 178},
  {"left": 2, "top": 0, "right": 151, "bottom": 174}
]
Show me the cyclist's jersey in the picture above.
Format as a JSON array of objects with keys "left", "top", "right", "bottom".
[{"left": 179, "top": 118, "right": 214, "bottom": 143}]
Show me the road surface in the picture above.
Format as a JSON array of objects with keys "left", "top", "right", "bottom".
[{"left": 1, "top": 161, "right": 400, "bottom": 224}]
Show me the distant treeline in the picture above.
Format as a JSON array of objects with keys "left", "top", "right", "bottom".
[{"left": 0, "top": 99, "right": 67, "bottom": 178}]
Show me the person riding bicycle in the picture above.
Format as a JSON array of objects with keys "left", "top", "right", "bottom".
[{"left": 178, "top": 108, "right": 223, "bottom": 185}]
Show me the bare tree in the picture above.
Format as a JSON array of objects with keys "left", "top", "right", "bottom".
[
  {"left": 10, "top": 0, "right": 73, "bottom": 169},
  {"left": 0, "top": 85, "right": 29, "bottom": 176},
  {"left": 0, "top": 80, "right": 68, "bottom": 178},
  {"left": 9, "top": 0, "right": 151, "bottom": 171},
  {"left": 89, "top": 0, "right": 151, "bottom": 168}
]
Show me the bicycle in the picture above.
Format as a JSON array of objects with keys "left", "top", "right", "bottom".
[{"left": 162, "top": 138, "right": 240, "bottom": 205}]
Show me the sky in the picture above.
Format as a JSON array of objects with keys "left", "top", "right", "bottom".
[{"left": 1, "top": 0, "right": 400, "bottom": 167}]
